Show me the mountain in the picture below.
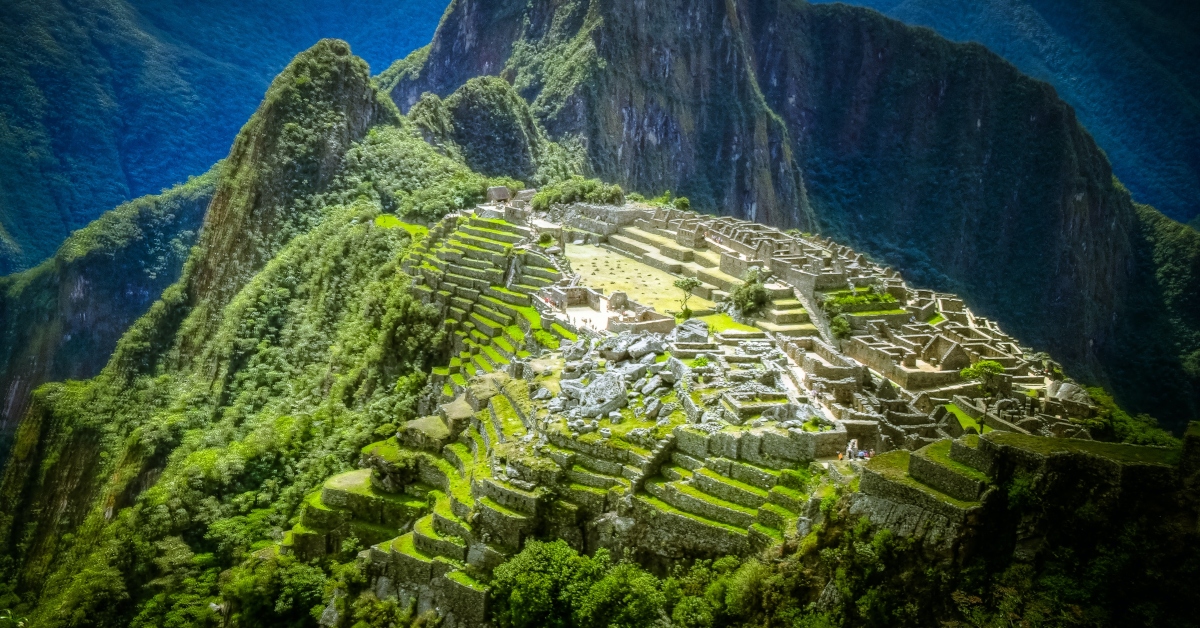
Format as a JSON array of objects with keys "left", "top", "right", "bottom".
[
  {"left": 807, "top": 0, "right": 1200, "bottom": 225},
  {"left": 390, "top": 0, "right": 1200, "bottom": 430},
  {"left": 0, "top": 0, "right": 444, "bottom": 275},
  {"left": 0, "top": 1, "right": 1198, "bottom": 626},
  {"left": 0, "top": 169, "right": 213, "bottom": 463}
]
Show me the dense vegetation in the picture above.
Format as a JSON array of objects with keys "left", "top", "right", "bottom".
[
  {"left": 0, "top": 39, "right": 516, "bottom": 627},
  {"left": 0, "top": 0, "right": 445, "bottom": 274},
  {"left": 0, "top": 167, "right": 216, "bottom": 463}
]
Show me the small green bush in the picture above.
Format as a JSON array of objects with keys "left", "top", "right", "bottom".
[{"left": 729, "top": 268, "right": 771, "bottom": 318}]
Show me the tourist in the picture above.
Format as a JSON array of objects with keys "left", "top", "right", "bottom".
[{"left": 837, "top": 452, "right": 843, "bottom": 461}]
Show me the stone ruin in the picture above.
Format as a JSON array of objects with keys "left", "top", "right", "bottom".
[{"left": 263, "top": 201, "right": 1186, "bottom": 627}]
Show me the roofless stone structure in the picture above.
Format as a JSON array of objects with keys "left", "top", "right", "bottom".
[{"left": 264, "top": 198, "right": 1187, "bottom": 627}]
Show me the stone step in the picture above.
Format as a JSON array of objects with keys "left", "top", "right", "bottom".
[
  {"left": 721, "top": 458, "right": 781, "bottom": 491},
  {"left": 620, "top": 227, "right": 695, "bottom": 261},
  {"left": 444, "top": 442, "right": 473, "bottom": 475},
  {"left": 692, "top": 468, "right": 770, "bottom": 508},
  {"left": 608, "top": 234, "right": 657, "bottom": 257},
  {"left": 519, "top": 273, "right": 555, "bottom": 288},
  {"left": 386, "top": 533, "right": 435, "bottom": 585},
  {"left": 461, "top": 224, "right": 524, "bottom": 244},
  {"left": 521, "top": 265, "right": 561, "bottom": 282},
  {"left": 413, "top": 514, "right": 467, "bottom": 562},
  {"left": 432, "top": 494, "right": 475, "bottom": 543},
  {"left": 455, "top": 232, "right": 512, "bottom": 254},
  {"left": 485, "top": 286, "right": 533, "bottom": 307},
  {"left": 671, "top": 452, "right": 705, "bottom": 471},
  {"left": 469, "top": 311, "right": 505, "bottom": 337},
  {"left": 908, "top": 439, "right": 989, "bottom": 502},
  {"left": 566, "top": 464, "right": 626, "bottom": 489},
  {"left": 561, "top": 483, "right": 609, "bottom": 511},
  {"left": 645, "top": 478, "right": 757, "bottom": 528},
  {"left": 475, "top": 477, "right": 540, "bottom": 516},
  {"left": 447, "top": 239, "right": 508, "bottom": 265},
  {"left": 477, "top": 496, "right": 533, "bottom": 550},
  {"left": 662, "top": 463, "right": 694, "bottom": 482},
  {"left": 755, "top": 502, "right": 799, "bottom": 531},
  {"left": 948, "top": 434, "right": 993, "bottom": 475},
  {"left": 763, "top": 307, "right": 811, "bottom": 326},
  {"left": 697, "top": 268, "right": 744, "bottom": 292},
  {"left": 632, "top": 494, "right": 750, "bottom": 554},
  {"left": 470, "top": 216, "right": 530, "bottom": 237},
  {"left": 754, "top": 320, "right": 820, "bottom": 337},
  {"left": 767, "top": 485, "right": 807, "bottom": 512},
  {"left": 474, "top": 304, "right": 515, "bottom": 327}
]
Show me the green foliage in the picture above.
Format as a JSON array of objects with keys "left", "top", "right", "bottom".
[
  {"left": 729, "top": 268, "right": 772, "bottom": 318},
  {"left": 959, "top": 360, "right": 1004, "bottom": 383},
  {"left": 1085, "top": 387, "right": 1179, "bottom": 446},
  {"left": 821, "top": 288, "right": 896, "bottom": 315},
  {"left": 530, "top": 177, "right": 624, "bottom": 212},
  {"left": 1, "top": 201, "right": 442, "bottom": 627},
  {"left": 830, "top": 314, "right": 852, "bottom": 340},
  {"left": 539, "top": 232, "right": 555, "bottom": 246},
  {"left": 674, "top": 197, "right": 691, "bottom": 210},
  {"left": 690, "top": 356, "right": 709, "bottom": 368},
  {"left": 674, "top": 276, "right": 702, "bottom": 317}
]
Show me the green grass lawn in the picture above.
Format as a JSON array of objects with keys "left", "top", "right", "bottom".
[
  {"left": 374, "top": 214, "right": 428, "bottom": 239},
  {"left": 698, "top": 313, "right": 758, "bottom": 333}
]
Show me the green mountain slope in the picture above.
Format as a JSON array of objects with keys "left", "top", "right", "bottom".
[
  {"left": 0, "top": 40, "right": 534, "bottom": 625},
  {"left": 0, "top": 0, "right": 444, "bottom": 275},
  {"left": 0, "top": 169, "right": 214, "bottom": 464},
  {"left": 391, "top": 0, "right": 1200, "bottom": 429}
]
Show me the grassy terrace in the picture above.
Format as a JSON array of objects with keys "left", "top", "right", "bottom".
[
  {"left": 921, "top": 439, "right": 989, "bottom": 483},
  {"left": 565, "top": 243, "right": 716, "bottom": 313},
  {"left": 845, "top": 309, "right": 909, "bottom": 317},
  {"left": 946, "top": 403, "right": 991, "bottom": 433},
  {"left": 986, "top": 432, "right": 1182, "bottom": 466},
  {"left": 635, "top": 494, "right": 749, "bottom": 536},
  {"left": 374, "top": 214, "right": 429, "bottom": 239},
  {"left": 699, "top": 313, "right": 758, "bottom": 333},
  {"left": 868, "top": 450, "right": 981, "bottom": 508}
]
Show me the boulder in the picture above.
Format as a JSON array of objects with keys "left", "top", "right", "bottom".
[
  {"left": 580, "top": 373, "right": 628, "bottom": 418},
  {"left": 563, "top": 340, "right": 591, "bottom": 361},
  {"left": 641, "top": 375, "right": 664, "bottom": 396},
  {"left": 628, "top": 335, "right": 664, "bottom": 359},
  {"left": 674, "top": 319, "right": 710, "bottom": 343}
]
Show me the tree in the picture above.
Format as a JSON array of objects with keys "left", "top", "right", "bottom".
[
  {"left": 960, "top": 360, "right": 1005, "bottom": 395},
  {"left": 674, "top": 277, "right": 702, "bottom": 318},
  {"left": 729, "top": 268, "right": 771, "bottom": 318},
  {"left": 673, "top": 197, "right": 690, "bottom": 210}
]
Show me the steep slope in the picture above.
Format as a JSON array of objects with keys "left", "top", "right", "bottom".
[
  {"left": 392, "top": 0, "right": 813, "bottom": 229},
  {"left": 0, "top": 170, "right": 214, "bottom": 464},
  {"left": 810, "top": 0, "right": 1200, "bottom": 224},
  {"left": 391, "top": 0, "right": 1200, "bottom": 429},
  {"left": 0, "top": 0, "right": 444, "bottom": 274},
  {"left": 0, "top": 39, "right": 532, "bottom": 626}
]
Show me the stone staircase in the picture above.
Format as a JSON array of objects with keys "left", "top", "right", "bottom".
[{"left": 756, "top": 283, "right": 820, "bottom": 337}]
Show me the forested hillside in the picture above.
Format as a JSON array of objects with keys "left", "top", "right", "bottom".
[
  {"left": 810, "top": 0, "right": 1200, "bottom": 225},
  {"left": 0, "top": 0, "right": 443, "bottom": 274},
  {"left": 0, "top": 169, "right": 214, "bottom": 463}
]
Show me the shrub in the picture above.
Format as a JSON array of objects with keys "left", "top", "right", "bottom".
[
  {"left": 729, "top": 268, "right": 772, "bottom": 318},
  {"left": 530, "top": 176, "right": 623, "bottom": 211},
  {"left": 830, "top": 314, "right": 852, "bottom": 339},
  {"left": 673, "top": 197, "right": 690, "bottom": 210},
  {"left": 674, "top": 277, "right": 702, "bottom": 318}
]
